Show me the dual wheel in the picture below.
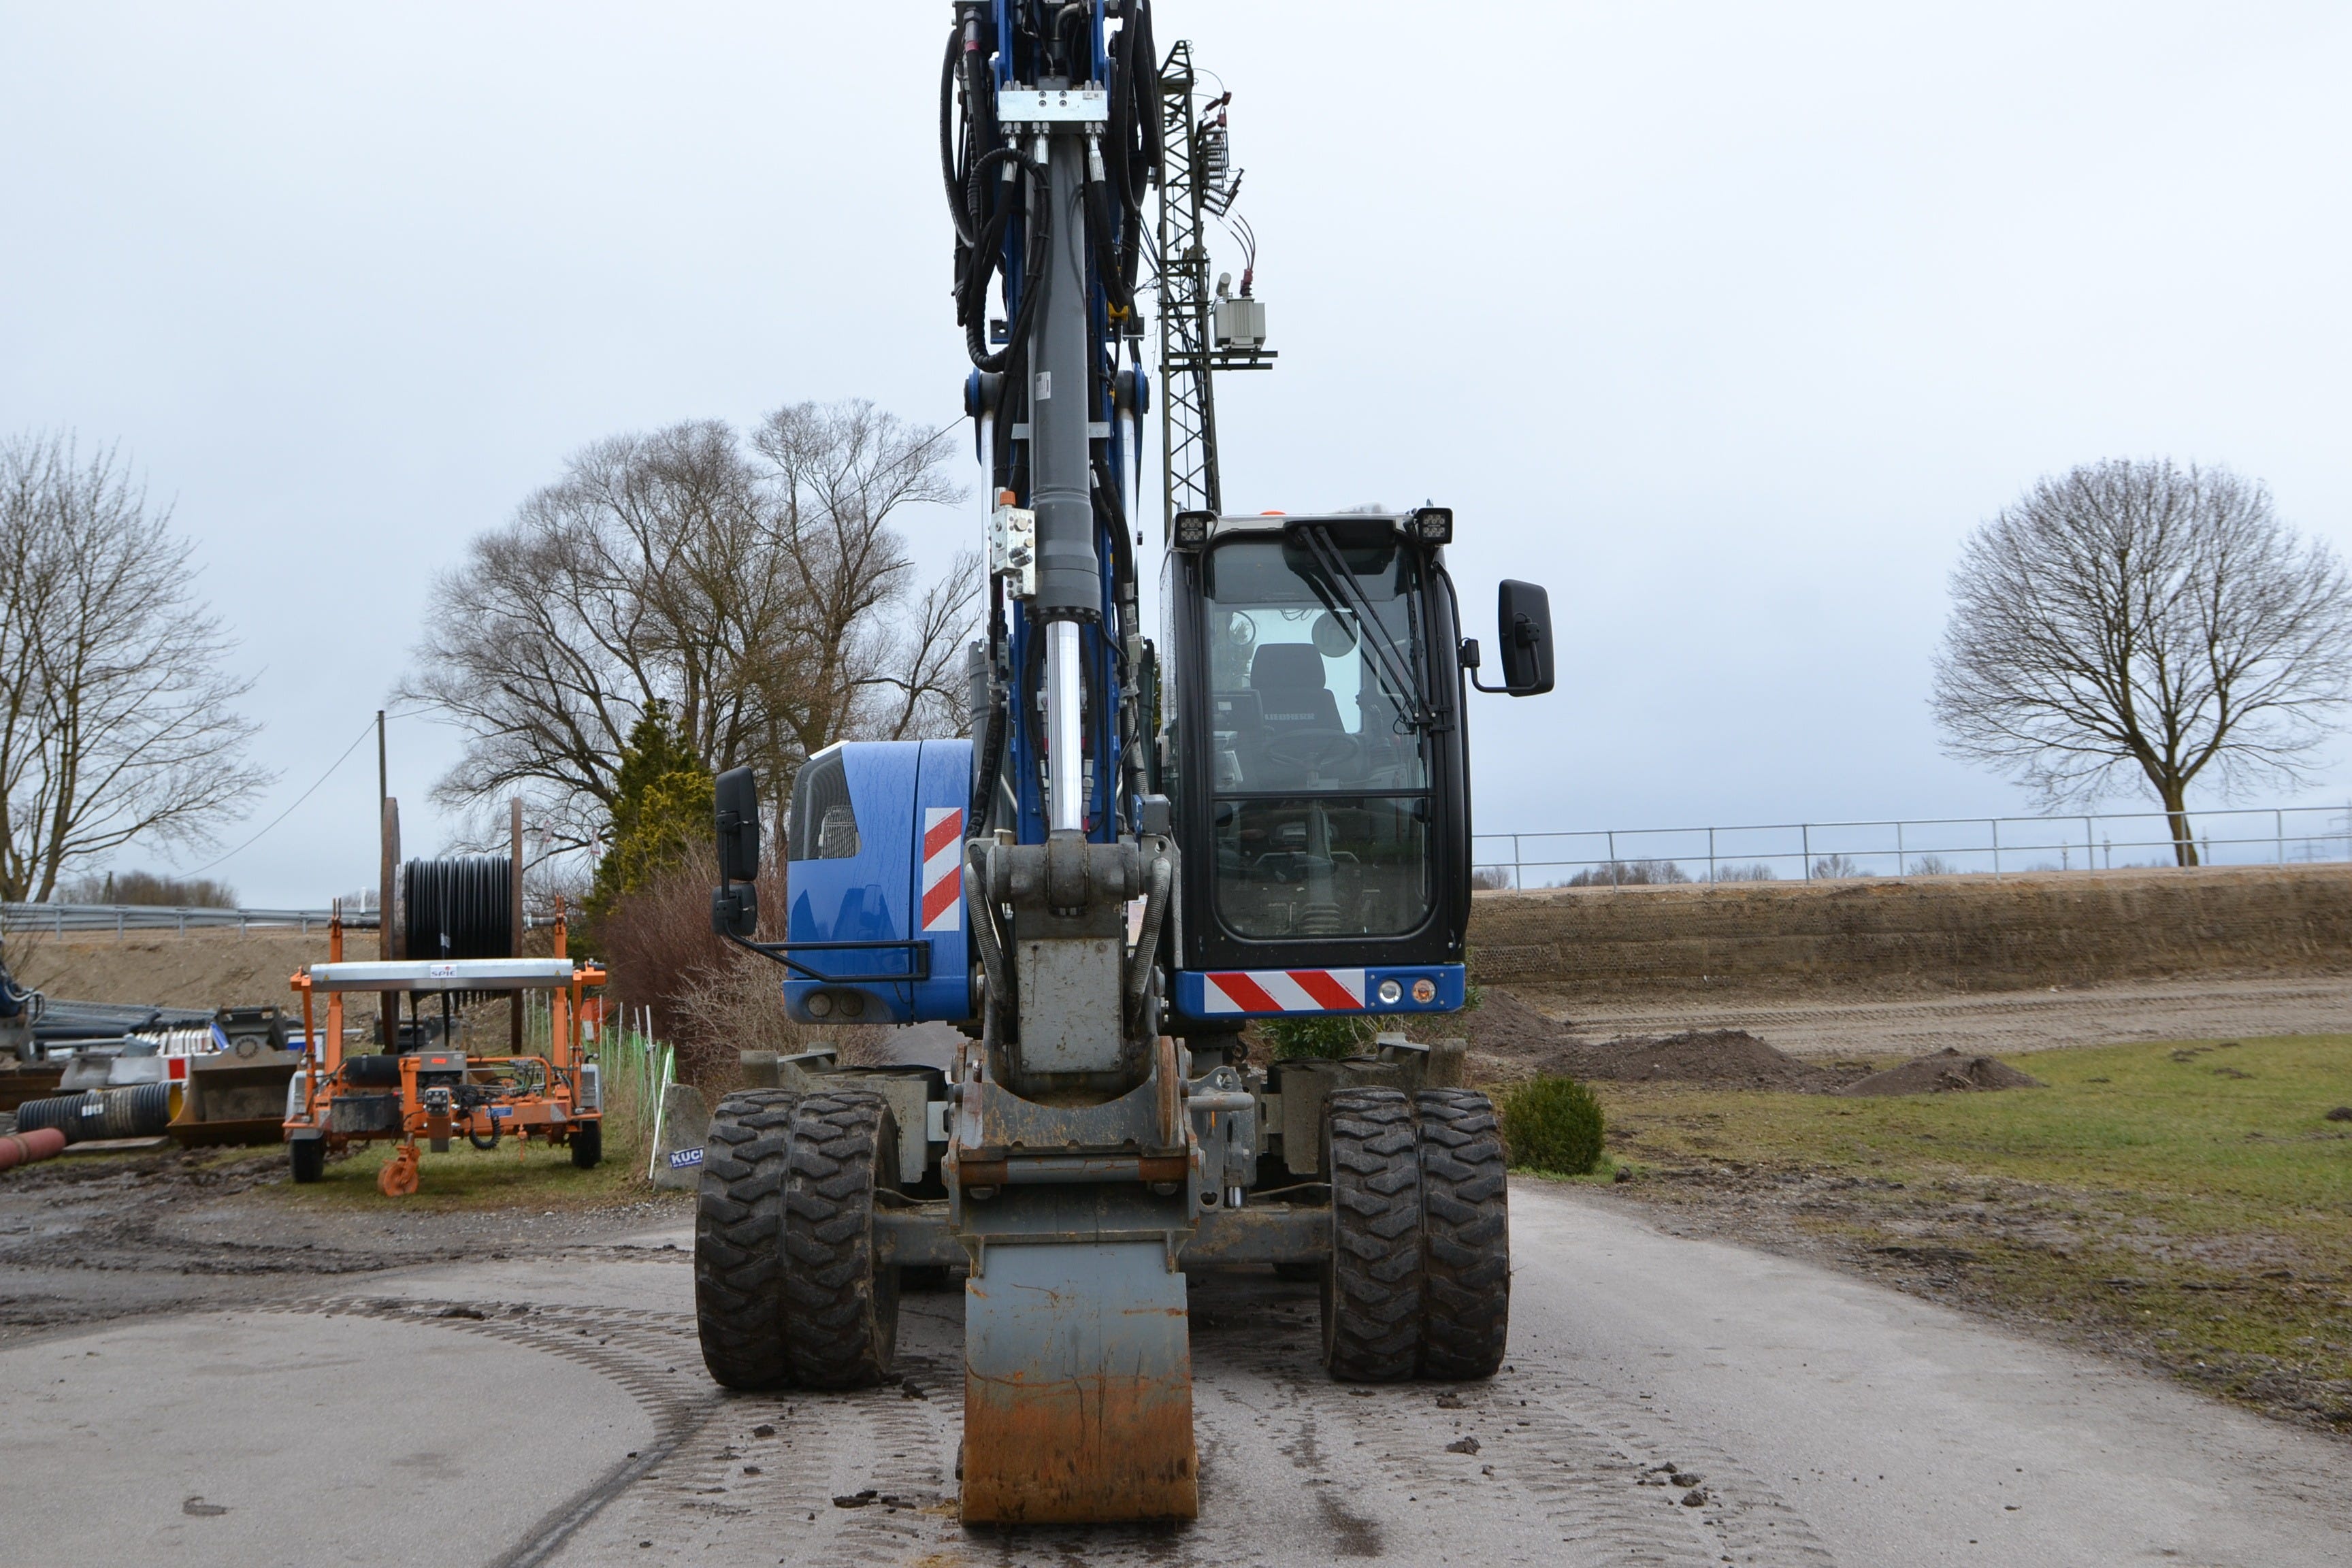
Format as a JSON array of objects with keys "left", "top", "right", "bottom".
[
  {"left": 694, "top": 1088, "right": 902, "bottom": 1391},
  {"left": 1321, "top": 1087, "right": 1511, "bottom": 1382}
]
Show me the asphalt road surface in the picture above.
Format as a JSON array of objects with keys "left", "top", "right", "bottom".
[{"left": 6, "top": 1181, "right": 2348, "bottom": 1567}]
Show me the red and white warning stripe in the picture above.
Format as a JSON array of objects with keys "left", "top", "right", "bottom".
[
  {"left": 1200, "top": 968, "right": 1366, "bottom": 1014},
  {"left": 920, "top": 806, "right": 964, "bottom": 932}
]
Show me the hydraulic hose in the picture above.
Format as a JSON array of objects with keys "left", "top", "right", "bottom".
[
  {"left": 965, "top": 840, "right": 1012, "bottom": 1022},
  {"left": 940, "top": 25, "right": 975, "bottom": 245},
  {"left": 960, "top": 148, "right": 1051, "bottom": 374},
  {"left": 968, "top": 681, "right": 1007, "bottom": 833},
  {"left": 1124, "top": 850, "right": 1172, "bottom": 1028},
  {"left": 1083, "top": 154, "right": 1134, "bottom": 312}
]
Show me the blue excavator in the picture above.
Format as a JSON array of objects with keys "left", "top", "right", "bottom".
[{"left": 697, "top": 0, "right": 1554, "bottom": 1524}]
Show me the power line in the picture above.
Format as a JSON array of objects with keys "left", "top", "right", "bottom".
[{"left": 183, "top": 708, "right": 425, "bottom": 875}]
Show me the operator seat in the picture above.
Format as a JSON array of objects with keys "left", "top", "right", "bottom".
[
  {"left": 1249, "top": 643, "right": 1343, "bottom": 732},
  {"left": 1247, "top": 642, "right": 1351, "bottom": 789}
]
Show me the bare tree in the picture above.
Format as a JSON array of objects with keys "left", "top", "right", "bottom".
[
  {"left": 750, "top": 400, "right": 979, "bottom": 751},
  {"left": 401, "top": 402, "right": 979, "bottom": 851},
  {"left": 0, "top": 434, "right": 268, "bottom": 900},
  {"left": 1933, "top": 459, "right": 2352, "bottom": 865}
]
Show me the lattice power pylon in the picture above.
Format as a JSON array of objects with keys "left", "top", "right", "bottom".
[{"left": 1156, "top": 40, "right": 1274, "bottom": 542}]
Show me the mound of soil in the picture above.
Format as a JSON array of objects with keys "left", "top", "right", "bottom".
[
  {"left": 1465, "top": 987, "right": 1579, "bottom": 1057},
  {"left": 1839, "top": 1048, "right": 2045, "bottom": 1097},
  {"left": 1535, "top": 1030, "right": 1848, "bottom": 1093}
]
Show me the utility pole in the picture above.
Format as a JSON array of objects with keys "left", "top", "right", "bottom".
[{"left": 376, "top": 710, "right": 387, "bottom": 814}]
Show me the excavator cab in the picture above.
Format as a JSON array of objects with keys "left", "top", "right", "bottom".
[{"left": 1164, "top": 509, "right": 1550, "bottom": 1029}]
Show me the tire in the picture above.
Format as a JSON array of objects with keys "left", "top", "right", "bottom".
[
  {"left": 1320, "top": 1087, "right": 1422, "bottom": 1382},
  {"left": 569, "top": 1120, "right": 603, "bottom": 1170},
  {"left": 780, "top": 1090, "right": 900, "bottom": 1389},
  {"left": 289, "top": 1137, "right": 325, "bottom": 1183},
  {"left": 1415, "top": 1088, "right": 1510, "bottom": 1379},
  {"left": 695, "top": 1088, "right": 801, "bottom": 1390}
]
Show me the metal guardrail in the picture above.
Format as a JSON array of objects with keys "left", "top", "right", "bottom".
[
  {"left": 1, "top": 903, "right": 376, "bottom": 936},
  {"left": 1473, "top": 803, "right": 2352, "bottom": 891}
]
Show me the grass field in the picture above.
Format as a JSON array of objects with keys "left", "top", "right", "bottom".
[
  {"left": 261, "top": 1132, "right": 649, "bottom": 1212},
  {"left": 257, "top": 1028, "right": 674, "bottom": 1213},
  {"left": 1576, "top": 1034, "right": 2352, "bottom": 1428}
]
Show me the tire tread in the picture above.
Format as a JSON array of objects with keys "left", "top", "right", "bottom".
[
  {"left": 1415, "top": 1088, "right": 1510, "bottom": 1379},
  {"left": 694, "top": 1088, "right": 800, "bottom": 1390},
  {"left": 781, "top": 1090, "right": 898, "bottom": 1389},
  {"left": 1322, "top": 1087, "right": 1423, "bottom": 1382}
]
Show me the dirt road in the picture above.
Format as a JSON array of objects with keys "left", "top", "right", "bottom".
[
  {"left": 7, "top": 1177, "right": 2349, "bottom": 1567},
  {"left": 1526, "top": 974, "right": 2352, "bottom": 1060}
]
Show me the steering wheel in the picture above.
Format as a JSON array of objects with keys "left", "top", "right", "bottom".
[{"left": 1260, "top": 730, "right": 1363, "bottom": 779}]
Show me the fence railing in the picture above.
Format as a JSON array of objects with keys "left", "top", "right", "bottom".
[
  {"left": 1473, "top": 803, "right": 2352, "bottom": 892},
  {"left": 1, "top": 902, "right": 372, "bottom": 936}
]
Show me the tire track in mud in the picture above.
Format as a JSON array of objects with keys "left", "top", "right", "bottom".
[
  {"left": 1558, "top": 977, "right": 2352, "bottom": 1061},
  {"left": 270, "top": 1277, "right": 1838, "bottom": 1566},
  {"left": 950, "top": 1279, "right": 1837, "bottom": 1568},
  {"left": 534, "top": 1292, "right": 970, "bottom": 1567}
]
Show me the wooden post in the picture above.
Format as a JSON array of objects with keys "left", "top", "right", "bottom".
[{"left": 379, "top": 796, "right": 402, "bottom": 1049}]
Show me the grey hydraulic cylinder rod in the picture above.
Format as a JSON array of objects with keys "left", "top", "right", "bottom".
[
  {"left": 1029, "top": 125, "right": 1100, "bottom": 618},
  {"left": 1028, "top": 116, "right": 1098, "bottom": 837}
]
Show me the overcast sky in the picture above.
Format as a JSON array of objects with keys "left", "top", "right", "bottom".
[{"left": 4, "top": 2, "right": 2349, "bottom": 903}]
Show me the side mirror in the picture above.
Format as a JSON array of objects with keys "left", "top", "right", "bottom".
[
  {"left": 1497, "top": 580, "right": 1554, "bottom": 696},
  {"left": 715, "top": 766, "right": 762, "bottom": 885}
]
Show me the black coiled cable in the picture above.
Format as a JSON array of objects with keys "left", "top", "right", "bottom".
[{"left": 401, "top": 856, "right": 515, "bottom": 961}]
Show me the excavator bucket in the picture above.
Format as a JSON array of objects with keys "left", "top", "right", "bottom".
[
  {"left": 961, "top": 1239, "right": 1199, "bottom": 1524},
  {"left": 167, "top": 1040, "right": 299, "bottom": 1147}
]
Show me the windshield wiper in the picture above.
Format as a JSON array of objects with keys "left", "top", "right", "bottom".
[{"left": 1296, "top": 524, "right": 1436, "bottom": 732}]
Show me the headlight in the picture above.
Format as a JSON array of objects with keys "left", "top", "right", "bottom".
[{"left": 1376, "top": 979, "right": 1403, "bottom": 1005}]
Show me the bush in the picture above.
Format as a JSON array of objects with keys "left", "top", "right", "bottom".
[
  {"left": 1560, "top": 858, "right": 1688, "bottom": 887},
  {"left": 1265, "top": 1014, "right": 1378, "bottom": 1060},
  {"left": 1500, "top": 1074, "right": 1605, "bottom": 1175},
  {"left": 60, "top": 869, "right": 237, "bottom": 906}
]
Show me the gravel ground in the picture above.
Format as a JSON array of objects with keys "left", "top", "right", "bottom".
[
  {"left": 1509, "top": 974, "right": 2352, "bottom": 1060},
  {"left": 0, "top": 1143, "right": 684, "bottom": 1345},
  {"left": 7, "top": 1182, "right": 2351, "bottom": 1567}
]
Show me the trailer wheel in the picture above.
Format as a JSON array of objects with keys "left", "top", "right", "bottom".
[
  {"left": 569, "top": 1121, "right": 603, "bottom": 1170},
  {"left": 289, "top": 1137, "right": 325, "bottom": 1184},
  {"left": 781, "top": 1089, "right": 900, "bottom": 1389},
  {"left": 1414, "top": 1088, "right": 1510, "bottom": 1379},
  {"left": 1320, "top": 1087, "right": 1422, "bottom": 1382},
  {"left": 695, "top": 1088, "right": 801, "bottom": 1390}
]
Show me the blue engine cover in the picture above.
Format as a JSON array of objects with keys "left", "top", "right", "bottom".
[{"left": 783, "top": 738, "right": 973, "bottom": 1026}]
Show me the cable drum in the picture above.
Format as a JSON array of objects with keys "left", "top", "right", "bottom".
[{"left": 401, "top": 856, "right": 517, "bottom": 962}]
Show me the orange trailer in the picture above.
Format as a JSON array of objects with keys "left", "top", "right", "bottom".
[{"left": 284, "top": 915, "right": 606, "bottom": 1195}]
